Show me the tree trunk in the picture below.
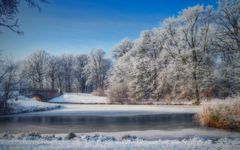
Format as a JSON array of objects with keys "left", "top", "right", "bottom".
[
  {"left": 51, "top": 78, "right": 55, "bottom": 90},
  {"left": 192, "top": 50, "right": 200, "bottom": 105}
]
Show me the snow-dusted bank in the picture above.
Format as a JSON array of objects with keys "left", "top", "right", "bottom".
[
  {"left": 49, "top": 93, "right": 109, "bottom": 104},
  {"left": 5, "top": 96, "right": 61, "bottom": 114},
  {"left": 0, "top": 132, "right": 239, "bottom": 150},
  {"left": 48, "top": 93, "right": 194, "bottom": 105},
  {"left": 9, "top": 104, "right": 200, "bottom": 117}
]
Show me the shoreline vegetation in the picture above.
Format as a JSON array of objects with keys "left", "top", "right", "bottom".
[
  {"left": 2, "top": 93, "right": 240, "bottom": 131},
  {"left": 196, "top": 98, "right": 240, "bottom": 131}
]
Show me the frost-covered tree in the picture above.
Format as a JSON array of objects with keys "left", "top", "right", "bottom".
[
  {"left": 60, "top": 54, "right": 74, "bottom": 92},
  {"left": 112, "top": 38, "right": 134, "bottom": 59},
  {"left": 174, "top": 5, "right": 215, "bottom": 104},
  {"left": 214, "top": 0, "right": 240, "bottom": 97},
  {"left": 108, "top": 1, "right": 240, "bottom": 104},
  {"left": 108, "top": 29, "right": 167, "bottom": 101},
  {"left": 0, "top": 52, "right": 7, "bottom": 83},
  {"left": 1, "top": 61, "right": 18, "bottom": 100},
  {"left": 84, "top": 49, "right": 111, "bottom": 91},
  {"left": 24, "top": 49, "right": 50, "bottom": 89},
  {"left": 47, "top": 56, "right": 58, "bottom": 90},
  {"left": 0, "top": 55, "right": 19, "bottom": 101},
  {"left": 55, "top": 57, "right": 65, "bottom": 91},
  {"left": 216, "top": 0, "right": 240, "bottom": 51},
  {"left": 74, "top": 54, "right": 88, "bottom": 92},
  {"left": 0, "top": 0, "right": 47, "bottom": 34},
  {"left": 128, "top": 30, "right": 166, "bottom": 100},
  {"left": 107, "top": 49, "right": 134, "bottom": 102},
  {"left": 1, "top": 48, "right": 112, "bottom": 96}
]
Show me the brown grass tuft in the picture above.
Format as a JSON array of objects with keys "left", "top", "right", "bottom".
[{"left": 196, "top": 98, "right": 240, "bottom": 131}]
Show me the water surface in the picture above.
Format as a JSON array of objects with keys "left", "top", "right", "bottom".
[{"left": 0, "top": 113, "right": 199, "bottom": 133}]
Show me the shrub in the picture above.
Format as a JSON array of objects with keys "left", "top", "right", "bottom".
[
  {"left": 64, "top": 132, "right": 77, "bottom": 140},
  {"left": 24, "top": 132, "right": 42, "bottom": 140},
  {"left": 92, "top": 88, "right": 105, "bottom": 96},
  {"left": 121, "top": 135, "right": 144, "bottom": 141},
  {"left": 107, "top": 83, "right": 130, "bottom": 104},
  {"left": 196, "top": 98, "right": 240, "bottom": 131}
]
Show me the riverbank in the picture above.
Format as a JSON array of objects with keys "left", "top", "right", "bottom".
[
  {"left": 3, "top": 104, "right": 200, "bottom": 117},
  {"left": 1, "top": 96, "right": 61, "bottom": 115}
]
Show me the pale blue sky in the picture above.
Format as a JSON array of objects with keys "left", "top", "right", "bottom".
[{"left": 0, "top": 0, "right": 216, "bottom": 60}]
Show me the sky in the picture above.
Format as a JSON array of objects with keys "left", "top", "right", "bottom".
[{"left": 0, "top": 0, "right": 217, "bottom": 60}]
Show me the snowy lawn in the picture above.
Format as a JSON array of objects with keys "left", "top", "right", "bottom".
[
  {"left": 49, "top": 93, "right": 109, "bottom": 104},
  {"left": 0, "top": 132, "right": 239, "bottom": 150},
  {"left": 6, "top": 96, "right": 61, "bottom": 114}
]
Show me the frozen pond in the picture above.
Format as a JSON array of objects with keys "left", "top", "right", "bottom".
[
  {"left": 0, "top": 104, "right": 202, "bottom": 133},
  {"left": 0, "top": 104, "right": 239, "bottom": 139},
  {"left": 0, "top": 113, "right": 198, "bottom": 133}
]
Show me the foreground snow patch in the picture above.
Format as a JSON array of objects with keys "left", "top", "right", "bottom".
[
  {"left": 0, "top": 137, "right": 239, "bottom": 150},
  {"left": 49, "top": 93, "right": 109, "bottom": 104},
  {"left": 7, "top": 96, "right": 61, "bottom": 114},
  {"left": 0, "top": 133, "right": 240, "bottom": 150}
]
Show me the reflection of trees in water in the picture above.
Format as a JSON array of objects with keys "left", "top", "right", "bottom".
[{"left": 0, "top": 114, "right": 198, "bottom": 133}]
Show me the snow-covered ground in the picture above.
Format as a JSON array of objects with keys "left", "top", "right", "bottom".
[
  {"left": 1, "top": 138, "right": 240, "bottom": 150},
  {"left": 9, "top": 104, "right": 200, "bottom": 117},
  {"left": 6, "top": 96, "right": 61, "bottom": 114},
  {"left": 0, "top": 132, "right": 239, "bottom": 150},
  {"left": 85, "top": 129, "right": 240, "bottom": 140},
  {"left": 49, "top": 93, "right": 109, "bottom": 104}
]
